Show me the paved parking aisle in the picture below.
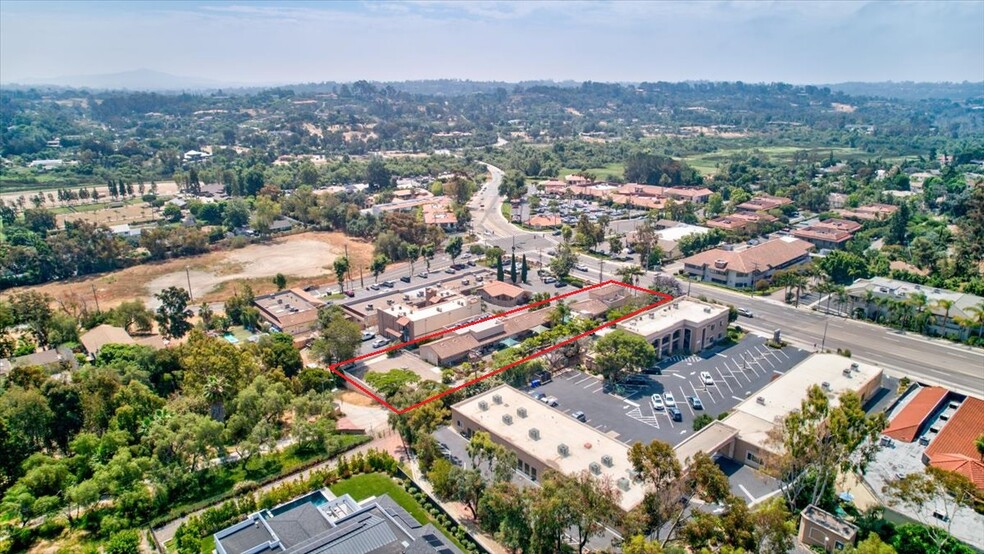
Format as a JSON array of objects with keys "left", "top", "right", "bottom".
[{"left": 529, "top": 335, "right": 810, "bottom": 447}]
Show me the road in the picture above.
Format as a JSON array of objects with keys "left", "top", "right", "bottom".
[{"left": 471, "top": 164, "right": 984, "bottom": 397}]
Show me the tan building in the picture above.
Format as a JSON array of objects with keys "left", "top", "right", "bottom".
[
  {"left": 254, "top": 289, "right": 325, "bottom": 336},
  {"left": 792, "top": 218, "right": 862, "bottom": 250},
  {"left": 706, "top": 212, "right": 778, "bottom": 233},
  {"left": 79, "top": 324, "right": 166, "bottom": 357},
  {"left": 681, "top": 237, "right": 814, "bottom": 289},
  {"left": 713, "top": 355, "right": 882, "bottom": 469},
  {"left": 798, "top": 504, "right": 858, "bottom": 552},
  {"left": 615, "top": 298, "right": 729, "bottom": 359},
  {"left": 450, "top": 385, "right": 645, "bottom": 512},
  {"left": 476, "top": 280, "right": 531, "bottom": 307},
  {"left": 736, "top": 195, "right": 792, "bottom": 212},
  {"left": 419, "top": 309, "right": 551, "bottom": 366},
  {"left": 377, "top": 296, "right": 482, "bottom": 343}
]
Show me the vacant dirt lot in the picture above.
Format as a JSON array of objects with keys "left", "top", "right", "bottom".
[
  {"left": 1, "top": 180, "right": 180, "bottom": 208},
  {"left": 9, "top": 232, "right": 373, "bottom": 310},
  {"left": 56, "top": 202, "right": 161, "bottom": 227}
]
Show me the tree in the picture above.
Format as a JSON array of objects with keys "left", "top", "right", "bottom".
[
  {"left": 817, "top": 250, "right": 871, "bottom": 285},
  {"left": 563, "top": 471, "right": 622, "bottom": 553},
  {"left": 754, "top": 496, "right": 797, "bottom": 554},
  {"left": 370, "top": 254, "right": 389, "bottom": 283},
  {"left": 311, "top": 305, "right": 361, "bottom": 365},
  {"left": 406, "top": 244, "right": 420, "bottom": 276},
  {"left": 976, "top": 433, "right": 984, "bottom": 460},
  {"left": 223, "top": 197, "right": 251, "bottom": 229},
  {"left": 609, "top": 233, "right": 624, "bottom": 257},
  {"left": 422, "top": 244, "right": 435, "bottom": 271},
  {"left": 883, "top": 467, "right": 977, "bottom": 553},
  {"left": 628, "top": 440, "right": 683, "bottom": 543},
  {"left": 593, "top": 329, "right": 656, "bottom": 383},
  {"left": 521, "top": 254, "right": 529, "bottom": 283},
  {"left": 549, "top": 243, "right": 577, "bottom": 280},
  {"left": 253, "top": 332, "right": 303, "bottom": 377},
  {"left": 766, "top": 385, "right": 887, "bottom": 510},
  {"left": 886, "top": 201, "right": 911, "bottom": 246},
  {"left": 180, "top": 329, "right": 258, "bottom": 397},
  {"left": 273, "top": 273, "right": 287, "bottom": 291},
  {"left": 154, "top": 286, "right": 193, "bottom": 339},
  {"left": 509, "top": 255, "right": 517, "bottom": 283},
  {"left": 108, "top": 300, "right": 155, "bottom": 335},
  {"left": 10, "top": 291, "right": 54, "bottom": 348},
  {"left": 253, "top": 196, "right": 281, "bottom": 236},
  {"left": 333, "top": 256, "right": 350, "bottom": 292},
  {"left": 846, "top": 535, "right": 898, "bottom": 554},
  {"left": 365, "top": 156, "right": 392, "bottom": 191},
  {"left": 932, "top": 299, "right": 955, "bottom": 334},
  {"left": 163, "top": 203, "right": 182, "bottom": 223},
  {"left": 496, "top": 255, "right": 504, "bottom": 282},
  {"left": 365, "top": 369, "right": 420, "bottom": 398},
  {"left": 445, "top": 236, "right": 463, "bottom": 265},
  {"left": 617, "top": 265, "right": 644, "bottom": 285}
]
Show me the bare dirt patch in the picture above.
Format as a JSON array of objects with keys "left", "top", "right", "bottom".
[
  {"left": 57, "top": 202, "right": 161, "bottom": 227},
  {"left": 0, "top": 181, "right": 180, "bottom": 207},
  {"left": 8, "top": 232, "right": 372, "bottom": 310},
  {"left": 832, "top": 103, "right": 857, "bottom": 113},
  {"left": 338, "top": 390, "right": 378, "bottom": 407}
]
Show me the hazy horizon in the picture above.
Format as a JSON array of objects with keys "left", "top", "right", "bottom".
[{"left": 2, "top": 1, "right": 983, "bottom": 86}]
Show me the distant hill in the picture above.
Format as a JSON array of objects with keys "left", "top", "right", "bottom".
[
  {"left": 7, "top": 68, "right": 246, "bottom": 91},
  {"left": 825, "top": 81, "right": 984, "bottom": 101}
]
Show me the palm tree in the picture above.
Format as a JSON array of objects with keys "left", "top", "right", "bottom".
[
  {"left": 932, "top": 299, "right": 956, "bottom": 336},
  {"left": 964, "top": 302, "right": 984, "bottom": 339},
  {"left": 907, "top": 292, "right": 929, "bottom": 333},
  {"left": 549, "top": 300, "right": 571, "bottom": 327},
  {"left": 203, "top": 375, "right": 227, "bottom": 422},
  {"left": 862, "top": 290, "right": 877, "bottom": 319},
  {"left": 976, "top": 434, "right": 984, "bottom": 461},
  {"left": 616, "top": 265, "right": 644, "bottom": 285}
]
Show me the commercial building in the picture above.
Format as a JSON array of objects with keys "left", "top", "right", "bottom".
[
  {"left": 845, "top": 277, "right": 984, "bottom": 340},
  {"left": 706, "top": 355, "right": 882, "bottom": 469},
  {"left": 680, "top": 237, "right": 815, "bottom": 289},
  {"left": 377, "top": 296, "right": 482, "bottom": 343},
  {"left": 450, "top": 384, "right": 645, "bottom": 512},
  {"left": 735, "top": 195, "right": 792, "bottom": 212},
  {"left": 476, "top": 280, "right": 531, "bottom": 307},
  {"left": 254, "top": 289, "right": 326, "bottom": 337},
  {"left": 418, "top": 309, "right": 550, "bottom": 366},
  {"left": 705, "top": 212, "right": 777, "bottom": 233},
  {"left": 798, "top": 504, "right": 859, "bottom": 552},
  {"left": 615, "top": 298, "right": 729, "bottom": 358},
  {"left": 791, "top": 219, "right": 862, "bottom": 250},
  {"left": 213, "top": 490, "right": 462, "bottom": 554}
]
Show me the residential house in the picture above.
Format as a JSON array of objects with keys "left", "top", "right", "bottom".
[
  {"left": 476, "top": 280, "right": 531, "bottom": 307},
  {"left": 844, "top": 277, "right": 984, "bottom": 340},
  {"left": 792, "top": 219, "right": 861, "bottom": 250},
  {"left": 735, "top": 195, "right": 792, "bottom": 212}
]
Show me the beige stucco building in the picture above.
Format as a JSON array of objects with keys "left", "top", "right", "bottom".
[
  {"left": 615, "top": 298, "right": 730, "bottom": 358},
  {"left": 377, "top": 296, "right": 482, "bottom": 343}
]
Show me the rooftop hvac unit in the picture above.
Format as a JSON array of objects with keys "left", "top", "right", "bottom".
[
  {"left": 756, "top": 396, "right": 766, "bottom": 406},
  {"left": 918, "top": 436, "right": 930, "bottom": 446},
  {"left": 517, "top": 407, "right": 528, "bottom": 418},
  {"left": 558, "top": 443, "right": 570, "bottom": 457},
  {"left": 843, "top": 368, "right": 853, "bottom": 377},
  {"left": 478, "top": 401, "right": 489, "bottom": 411},
  {"left": 821, "top": 382, "right": 831, "bottom": 391},
  {"left": 502, "top": 414, "right": 513, "bottom": 425},
  {"left": 492, "top": 394, "right": 503, "bottom": 404},
  {"left": 601, "top": 455, "right": 614, "bottom": 467},
  {"left": 589, "top": 462, "right": 602, "bottom": 475},
  {"left": 529, "top": 428, "right": 540, "bottom": 440},
  {"left": 618, "top": 477, "right": 631, "bottom": 491},
  {"left": 850, "top": 363, "right": 860, "bottom": 372}
]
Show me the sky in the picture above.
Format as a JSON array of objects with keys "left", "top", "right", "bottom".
[{"left": 1, "top": 0, "right": 982, "bottom": 86}]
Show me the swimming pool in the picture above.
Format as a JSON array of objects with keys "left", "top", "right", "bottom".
[
  {"left": 223, "top": 334, "right": 240, "bottom": 344},
  {"left": 269, "top": 490, "right": 329, "bottom": 516}
]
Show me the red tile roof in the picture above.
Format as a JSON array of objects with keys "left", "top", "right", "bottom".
[
  {"left": 931, "top": 454, "right": 984, "bottom": 490},
  {"left": 926, "top": 396, "right": 984, "bottom": 465},
  {"left": 883, "top": 386, "right": 949, "bottom": 442},
  {"left": 680, "top": 238, "right": 814, "bottom": 274}
]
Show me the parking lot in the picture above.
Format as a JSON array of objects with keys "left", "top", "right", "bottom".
[{"left": 530, "top": 335, "right": 810, "bottom": 446}]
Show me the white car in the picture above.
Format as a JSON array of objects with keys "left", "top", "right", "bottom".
[
  {"left": 663, "top": 392, "right": 677, "bottom": 408},
  {"left": 372, "top": 338, "right": 389, "bottom": 349},
  {"left": 650, "top": 394, "right": 665, "bottom": 411},
  {"left": 540, "top": 396, "right": 559, "bottom": 407},
  {"left": 361, "top": 331, "right": 375, "bottom": 341},
  {"left": 700, "top": 372, "right": 715, "bottom": 386},
  {"left": 575, "top": 264, "right": 588, "bottom": 272}
]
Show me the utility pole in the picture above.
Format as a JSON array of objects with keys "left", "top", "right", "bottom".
[
  {"left": 820, "top": 319, "right": 830, "bottom": 352},
  {"left": 599, "top": 259, "right": 605, "bottom": 283},
  {"left": 91, "top": 283, "right": 101, "bottom": 313},
  {"left": 359, "top": 267, "right": 364, "bottom": 289},
  {"left": 186, "top": 266, "right": 193, "bottom": 300}
]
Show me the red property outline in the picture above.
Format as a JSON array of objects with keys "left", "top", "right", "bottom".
[{"left": 329, "top": 280, "right": 673, "bottom": 414}]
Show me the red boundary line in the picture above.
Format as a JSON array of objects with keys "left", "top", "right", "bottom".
[{"left": 329, "top": 280, "right": 673, "bottom": 414}]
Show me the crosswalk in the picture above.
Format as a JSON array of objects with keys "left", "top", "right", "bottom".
[{"left": 661, "top": 354, "right": 701, "bottom": 365}]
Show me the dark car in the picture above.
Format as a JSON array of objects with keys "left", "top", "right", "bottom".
[
  {"left": 572, "top": 410, "right": 587, "bottom": 422},
  {"left": 343, "top": 290, "right": 355, "bottom": 297},
  {"left": 642, "top": 366, "right": 663, "bottom": 375},
  {"left": 668, "top": 407, "right": 683, "bottom": 421},
  {"left": 400, "top": 275, "right": 411, "bottom": 283},
  {"left": 688, "top": 396, "right": 704, "bottom": 410}
]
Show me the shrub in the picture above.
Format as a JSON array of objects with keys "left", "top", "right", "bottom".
[{"left": 106, "top": 530, "right": 140, "bottom": 554}]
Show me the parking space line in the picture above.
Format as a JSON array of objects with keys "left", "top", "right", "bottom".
[
  {"left": 680, "top": 386, "right": 695, "bottom": 417},
  {"left": 673, "top": 373, "right": 687, "bottom": 380},
  {"left": 732, "top": 395, "right": 744, "bottom": 402},
  {"left": 574, "top": 376, "right": 593, "bottom": 385},
  {"left": 716, "top": 368, "right": 736, "bottom": 393},
  {"left": 583, "top": 380, "right": 599, "bottom": 389},
  {"left": 590, "top": 385, "right": 605, "bottom": 394}
]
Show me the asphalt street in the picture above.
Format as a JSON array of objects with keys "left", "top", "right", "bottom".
[{"left": 472, "top": 164, "right": 984, "bottom": 397}]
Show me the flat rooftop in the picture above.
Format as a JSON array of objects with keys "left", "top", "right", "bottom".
[
  {"left": 383, "top": 296, "right": 477, "bottom": 323},
  {"left": 617, "top": 298, "right": 727, "bottom": 338},
  {"left": 255, "top": 289, "right": 322, "bottom": 315},
  {"left": 722, "top": 354, "right": 883, "bottom": 451},
  {"left": 453, "top": 385, "right": 644, "bottom": 512}
]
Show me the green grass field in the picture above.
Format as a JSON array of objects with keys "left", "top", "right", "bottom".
[
  {"left": 681, "top": 146, "right": 879, "bottom": 176},
  {"left": 329, "top": 472, "right": 469, "bottom": 551},
  {"left": 557, "top": 163, "right": 625, "bottom": 181}
]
